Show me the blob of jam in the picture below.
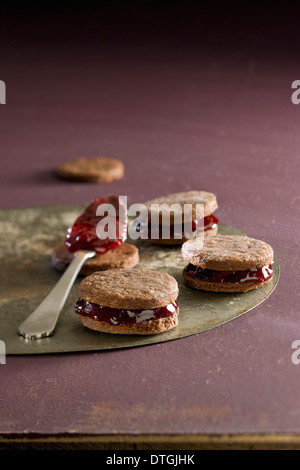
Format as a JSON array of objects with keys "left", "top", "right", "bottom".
[
  {"left": 184, "top": 263, "right": 273, "bottom": 284},
  {"left": 65, "top": 195, "right": 127, "bottom": 254},
  {"left": 75, "top": 298, "right": 178, "bottom": 326}
]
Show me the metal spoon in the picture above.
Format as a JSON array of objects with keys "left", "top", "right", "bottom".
[{"left": 18, "top": 250, "right": 95, "bottom": 340}]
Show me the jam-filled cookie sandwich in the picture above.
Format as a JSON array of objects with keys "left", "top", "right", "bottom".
[
  {"left": 135, "top": 190, "right": 219, "bottom": 245},
  {"left": 75, "top": 269, "right": 179, "bottom": 335},
  {"left": 51, "top": 195, "right": 138, "bottom": 275},
  {"left": 182, "top": 235, "right": 274, "bottom": 293}
]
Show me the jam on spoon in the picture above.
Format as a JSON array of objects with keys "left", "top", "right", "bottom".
[{"left": 65, "top": 195, "right": 127, "bottom": 254}]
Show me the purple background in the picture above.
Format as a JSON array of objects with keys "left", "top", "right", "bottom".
[{"left": 1, "top": 3, "right": 300, "bottom": 438}]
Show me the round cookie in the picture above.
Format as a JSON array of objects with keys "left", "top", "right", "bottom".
[
  {"left": 80, "top": 314, "right": 179, "bottom": 336},
  {"left": 139, "top": 190, "right": 218, "bottom": 245},
  {"left": 56, "top": 156, "right": 124, "bottom": 182},
  {"left": 75, "top": 269, "right": 179, "bottom": 335},
  {"left": 182, "top": 235, "right": 274, "bottom": 293},
  {"left": 144, "top": 190, "right": 218, "bottom": 222},
  {"left": 52, "top": 242, "right": 139, "bottom": 276},
  {"left": 79, "top": 269, "right": 178, "bottom": 309},
  {"left": 182, "top": 235, "right": 274, "bottom": 271},
  {"left": 182, "top": 269, "right": 272, "bottom": 293}
]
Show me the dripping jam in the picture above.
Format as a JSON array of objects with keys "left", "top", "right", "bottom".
[{"left": 184, "top": 262, "right": 273, "bottom": 284}]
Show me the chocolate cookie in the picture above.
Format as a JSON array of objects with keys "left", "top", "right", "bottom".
[
  {"left": 52, "top": 242, "right": 139, "bottom": 276},
  {"left": 75, "top": 269, "right": 179, "bottom": 334},
  {"left": 56, "top": 156, "right": 124, "bottom": 183},
  {"left": 182, "top": 235, "right": 274, "bottom": 292},
  {"left": 136, "top": 190, "right": 219, "bottom": 245}
]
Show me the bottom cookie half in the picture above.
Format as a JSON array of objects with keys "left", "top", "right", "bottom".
[
  {"left": 79, "top": 307, "right": 179, "bottom": 335},
  {"left": 182, "top": 269, "right": 273, "bottom": 293}
]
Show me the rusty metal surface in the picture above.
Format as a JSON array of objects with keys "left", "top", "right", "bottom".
[{"left": 0, "top": 205, "right": 279, "bottom": 355}]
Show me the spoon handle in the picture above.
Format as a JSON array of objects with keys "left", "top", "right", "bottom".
[{"left": 18, "top": 250, "right": 95, "bottom": 340}]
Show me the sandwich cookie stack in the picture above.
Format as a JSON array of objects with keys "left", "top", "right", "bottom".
[
  {"left": 182, "top": 235, "right": 274, "bottom": 293},
  {"left": 75, "top": 269, "right": 179, "bottom": 335},
  {"left": 137, "top": 190, "right": 219, "bottom": 245}
]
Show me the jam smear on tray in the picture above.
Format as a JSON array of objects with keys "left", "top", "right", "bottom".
[
  {"left": 184, "top": 263, "right": 273, "bottom": 284},
  {"left": 65, "top": 195, "right": 127, "bottom": 254},
  {"left": 75, "top": 298, "right": 178, "bottom": 326}
]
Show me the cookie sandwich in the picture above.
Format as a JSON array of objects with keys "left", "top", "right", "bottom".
[
  {"left": 182, "top": 235, "right": 274, "bottom": 293},
  {"left": 56, "top": 156, "right": 124, "bottom": 183},
  {"left": 75, "top": 269, "right": 179, "bottom": 335},
  {"left": 136, "top": 190, "right": 218, "bottom": 245}
]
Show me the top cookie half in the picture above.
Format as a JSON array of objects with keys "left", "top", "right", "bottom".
[
  {"left": 142, "top": 190, "right": 218, "bottom": 224},
  {"left": 79, "top": 269, "right": 179, "bottom": 310},
  {"left": 181, "top": 235, "right": 274, "bottom": 271}
]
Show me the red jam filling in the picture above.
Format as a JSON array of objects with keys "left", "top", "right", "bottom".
[
  {"left": 136, "top": 214, "right": 219, "bottom": 238},
  {"left": 75, "top": 298, "right": 178, "bottom": 326},
  {"left": 193, "top": 214, "right": 219, "bottom": 233},
  {"left": 65, "top": 196, "right": 127, "bottom": 254},
  {"left": 185, "top": 263, "right": 273, "bottom": 284}
]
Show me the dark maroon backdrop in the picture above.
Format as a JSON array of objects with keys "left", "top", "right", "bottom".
[{"left": 1, "top": 3, "right": 300, "bottom": 440}]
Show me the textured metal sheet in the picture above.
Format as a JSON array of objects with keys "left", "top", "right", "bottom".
[{"left": 0, "top": 205, "right": 279, "bottom": 355}]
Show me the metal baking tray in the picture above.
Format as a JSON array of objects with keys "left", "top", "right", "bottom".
[{"left": 0, "top": 205, "right": 279, "bottom": 355}]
